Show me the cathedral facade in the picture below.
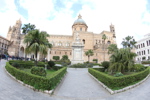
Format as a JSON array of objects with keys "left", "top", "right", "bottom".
[{"left": 7, "top": 15, "right": 116, "bottom": 63}]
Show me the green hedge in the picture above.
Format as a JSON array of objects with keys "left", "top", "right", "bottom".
[
  {"left": 88, "top": 67, "right": 150, "bottom": 89},
  {"left": 9, "top": 60, "right": 45, "bottom": 68},
  {"left": 142, "top": 61, "right": 150, "bottom": 64},
  {"left": 5, "top": 62, "right": 67, "bottom": 90}
]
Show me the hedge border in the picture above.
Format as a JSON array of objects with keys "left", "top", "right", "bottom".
[
  {"left": 88, "top": 67, "right": 150, "bottom": 94},
  {"left": 5, "top": 62, "right": 67, "bottom": 94}
]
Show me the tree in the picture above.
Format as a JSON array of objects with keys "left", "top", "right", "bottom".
[
  {"left": 109, "top": 48, "right": 137, "bottom": 73},
  {"left": 53, "top": 56, "right": 60, "bottom": 61},
  {"left": 107, "top": 44, "right": 118, "bottom": 54},
  {"left": 61, "top": 55, "right": 68, "bottom": 61},
  {"left": 121, "top": 36, "right": 137, "bottom": 49},
  {"left": 102, "top": 34, "right": 107, "bottom": 61},
  {"left": 22, "top": 23, "right": 36, "bottom": 34},
  {"left": 85, "top": 49, "right": 94, "bottom": 62},
  {"left": 22, "top": 23, "right": 36, "bottom": 60},
  {"left": 24, "top": 29, "right": 52, "bottom": 66}
]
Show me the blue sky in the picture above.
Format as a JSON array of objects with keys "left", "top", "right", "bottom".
[{"left": 0, "top": 0, "right": 150, "bottom": 48}]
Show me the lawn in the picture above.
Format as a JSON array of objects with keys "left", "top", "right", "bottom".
[{"left": 22, "top": 68, "right": 57, "bottom": 78}]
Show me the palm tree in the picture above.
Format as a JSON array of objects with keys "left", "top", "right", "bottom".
[
  {"left": 24, "top": 29, "right": 52, "bottom": 66},
  {"left": 85, "top": 50, "right": 94, "bottom": 62},
  {"left": 109, "top": 48, "right": 137, "bottom": 73},
  {"left": 22, "top": 23, "right": 36, "bottom": 60},
  {"left": 107, "top": 44, "right": 118, "bottom": 54},
  {"left": 22, "top": 23, "right": 36, "bottom": 34},
  {"left": 121, "top": 36, "right": 137, "bottom": 49},
  {"left": 102, "top": 34, "right": 107, "bottom": 61}
]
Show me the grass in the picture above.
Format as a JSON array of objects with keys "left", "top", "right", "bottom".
[{"left": 21, "top": 68, "right": 57, "bottom": 78}]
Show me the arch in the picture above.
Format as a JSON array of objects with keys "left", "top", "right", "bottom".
[
  {"left": 80, "top": 28, "right": 82, "bottom": 31},
  {"left": 82, "top": 39, "right": 85, "bottom": 44},
  {"left": 19, "top": 46, "right": 24, "bottom": 57},
  {"left": 107, "top": 41, "right": 111, "bottom": 44}
]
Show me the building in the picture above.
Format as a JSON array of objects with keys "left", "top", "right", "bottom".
[
  {"left": 135, "top": 33, "right": 150, "bottom": 62},
  {"left": 0, "top": 35, "right": 10, "bottom": 55},
  {"left": 7, "top": 14, "right": 117, "bottom": 63}
]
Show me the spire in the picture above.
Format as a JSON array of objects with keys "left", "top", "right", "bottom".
[
  {"left": 78, "top": 14, "right": 82, "bottom": 19},
  {"left": 8, "top": 26, "right": 12, "bottom": 32}
]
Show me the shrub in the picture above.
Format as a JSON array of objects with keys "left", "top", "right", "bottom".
[
  {"left": 70, "top": 63, "right": 93, "bottom": 68},
  {"left": 48, "top": 61, "right": 55, "bottom": 68},
  {"left": 31, "top": 66, "right": 46, "bottom": 77},
  {"left": 9, "top": 60, "right": 45, "bottom": 69},
  {"left": 93, "top": 59, "right": 98, "bottom": 63},
  {"left": 86, "top": 63, "right": 93, "bottom": 68},
  {"left": 12, "top": 62, "right": 20, "bottom": 68},
  {"left": 114, "top": 72, "right": 124, "bottom": 77},
  {"left": 142, "top": 61, "right": 150, "bottom": 64},
  {"left": 61, "top": 55, "right": 68, "bottom": 61},
  {"left": 88, "top": 67, "right": 149, "bottom": 89},
  {"left": 70, "top": 63, "right": 86, "bottom": 68},
  {"left": 93, "top": 63, "right": 102, "bottom": 66},
  {"left": 134, "top": 64, "right": 145, "bottom": 72},
  {"left": 5, "top": 62, "right": 67, "bottom": 90},
  {"left": 101, "top": 61, "right": 110, "bottom": 69},
  {"left": 53, "top": 56, "right": 60, "bottom": 61}
]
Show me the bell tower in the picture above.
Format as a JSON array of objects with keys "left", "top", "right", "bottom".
[
  {"left": 7, "top": 19, "right": 22, "bottom": 56},
  {"left": 110, "top": 23, "right": 116, "bottom": 38}
]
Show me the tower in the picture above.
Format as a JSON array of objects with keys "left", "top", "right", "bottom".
[
  {"left": 7, "top": 19, "right": 22, "bottom": 56},
  {"left": 110, "top": 23, "right": 116, "bottom": 38}
]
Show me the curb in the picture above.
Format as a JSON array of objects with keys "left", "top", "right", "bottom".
[
  {"left": 4, "top": 67, "right": 67, "bottom": 95},
  {"left": 89, "top": 73, "right": 150, "bottom": 94}
]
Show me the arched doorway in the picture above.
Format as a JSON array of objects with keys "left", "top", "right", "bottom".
[{"left": 19, "top": 47, "right": 24, "bottom": 57}]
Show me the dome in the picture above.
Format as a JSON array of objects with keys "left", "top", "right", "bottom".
[{"left": 73, "top": 14, "right": 87, "bottom": 26}]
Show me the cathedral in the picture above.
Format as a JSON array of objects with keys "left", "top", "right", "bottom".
[{"left": 7, "top": 14, "right": 116, "bottom": 63}]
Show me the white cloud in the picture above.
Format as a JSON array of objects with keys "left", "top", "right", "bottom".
[
  {"left": 0, "top": 0, "right": 150, "bottom": 48},
  {"left": 0, "top": 0, "right": 27, "bottom": 37}
]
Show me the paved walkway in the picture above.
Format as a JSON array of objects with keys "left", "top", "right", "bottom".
[
  {"left": 1, "top": 59, "right": 150, "bottom": 100},
  {"left": 53, "top": 68, "right": 109, "bottom": 99}
]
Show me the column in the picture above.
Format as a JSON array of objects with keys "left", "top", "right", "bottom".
[{"left": 47, "top": 49, "right": 50, "bottom": 61}]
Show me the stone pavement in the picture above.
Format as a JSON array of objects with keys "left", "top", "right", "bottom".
[{"left": 1, "top": 59, "right": 150, "bottom": 100}]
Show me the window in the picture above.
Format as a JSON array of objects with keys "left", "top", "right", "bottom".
[
  {"left": 141, "top": 44, "right": 142, "bottom": 48},
  {"left": 144, "top": 50, "right": 145, "bottom": 55},
  {"left": 83, "top": 39, "right": 85, "bottom": 44},
  {"left": 143, "top": 43, "right": 145, "bottom": 47},
  {"left": 75, "top": 28, "right": 76, "bottom": 31},
  {"left": 80, "top": 28, "right": 82, "bottom": 31},
  {"left": 65, "top": 52, "right": 67, "bottom": 55},
  {"left": 147, "top": 41, "right": 149, "bottom": 46},
  {"left": 148, "top": 49, "right": 149, "bottom": 54}
]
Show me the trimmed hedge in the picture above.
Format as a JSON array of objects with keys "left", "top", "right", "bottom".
[
  {"left": 142, "top": 61, "right": 150, "bottom": 64},
  {"left": 9, "top": 60, "right": 45, "bottom": 68},
  {"left": 88, "top": 67, "right": 150, "bottom": 89},
  {"left": 5, "top": 62, "right": 67, "bottom": 90}
]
